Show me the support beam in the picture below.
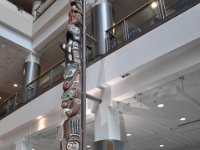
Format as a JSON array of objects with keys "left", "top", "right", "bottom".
[{"left": 86, "top": 94, "right": 102, "bottom": 103}]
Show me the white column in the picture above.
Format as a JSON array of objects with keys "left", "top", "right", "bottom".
[
  {"left": 15, "top": 140, "right": 29, "bottom": 150},
  {"left": 32, "top": 1, "right": 41, "bottom": 20},
  {"left": 94, "top": 86, "right": 121, "bottom": 141}
]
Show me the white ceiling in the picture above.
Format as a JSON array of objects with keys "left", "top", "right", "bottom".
[
  {"left": 111, "top": 68, "right": 200, "bottom": 150},
  {"left": 0, "top": 38, "right": 26, "bottom": 99}
]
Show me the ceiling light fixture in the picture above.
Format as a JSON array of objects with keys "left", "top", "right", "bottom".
[
  {"left": 86, "top": 145, "right": 91, "bottom": 148},
  {"left": 151, "top": 1, "right": 158, "bottom": 9},
  {"left": 0, "top": 96, "right": 1, "bottom": 100},
  {"left": 180, "top": 117, "right": 186, "bottom": 121},
  {"left": 157, "top": 104, "right": 164, "bottom": 108},
  {"left": 126, "top": 133, "right": 132, "bottom": 136},
  {"left": 37, "top": 116, "right": 42, "bottom": 120},
  {"left": 32, "top": 149, "right": 35, "bottom": 150},
  {"left": 13, "top": 84, "right": 18, "bottom": 87},
  {"left": 159, "top": 145, "right": 164, "bottom": 148}
]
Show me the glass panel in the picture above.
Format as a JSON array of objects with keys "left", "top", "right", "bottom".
[
  {"left": 24, "top": 126, "right": 62, "bottom": 150},
  {"left": 26, "top": 73, "right": 50, "bottom": 100},
  {"left": 7, "top": 96, "right": 16, "bottom": 113},
  {"left": 86, "top": 34, "right": 95, "bottom": 64},
  {"left": 126, "top": 1, "right": 161, "bottom": 39},
  {"left": 107, "top": 1, "right": 163, "bottom": 50},
  {"left": 52, "top": 62, "right": 65, "bottom": 86},
  {"left": 0, "top": 94, "right": 19, "bottom": 119},
  {"left": 164, "top": 0, "right": 192, "bottom": 16},
  {"left": 38, "top": 73, "right": 51, "bottom": 95},
  {"left": 0, "top": 101, "right": 8, "bottom": 120},
  {"left": 26, "top": 60, "right": 65, "bottom": 101},
  {"left": 86, "top": 46, "right": 93, "bottom": 64},
  {"left": 107, "top": 22, "right": 124, "bottom": 50}
]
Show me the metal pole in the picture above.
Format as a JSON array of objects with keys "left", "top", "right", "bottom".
[
  {"left": 158, "top": 0, "right": 166, "bottom": 19},
  {"left": 86, "top": 34, "right": 96, "bottom": 42},
  {"left": 82, "top": 0, "right": 87, "bottom": 149}
]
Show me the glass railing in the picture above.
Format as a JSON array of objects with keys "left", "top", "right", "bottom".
[
  {"left": 0, "top": 59, "right": 64, "bottom": 120},
  {"left": 26, "top": 45, "right": 93, "bottom": 101},
  {"left": 0, "top": 46, "right": 93, "bottom": 120},
  {"left": 0, "top": 93, "right": 20, "bottom": 120},
  {"left": 106, "top": 0, "right": 198, "bottom": 51},
  {"left": 0, "top": 59, "right": 66, "bottom": 120},
  {"left": 26, "top": 59, "right": 65, "bottom": 101}
]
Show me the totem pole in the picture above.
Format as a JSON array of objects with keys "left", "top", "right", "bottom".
[{"left": 60, "top": 0, "right": 83, "bottom": 149}]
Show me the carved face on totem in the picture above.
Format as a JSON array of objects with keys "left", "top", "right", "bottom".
[
  {"left": 68, "top": 11, "right": 82, "bottom": 25},
  {"left": 67, "top": 140, "right": 80, "bottom": 150},
  {"left": 61, "top": 95, "right": 81, "bottom": 118},
  {"left": 68, "top": 0, "right": 82, "bottom": 25}
]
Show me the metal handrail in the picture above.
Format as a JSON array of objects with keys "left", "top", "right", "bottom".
[
  {"left": 106, "top": 1, "right": 153, "bottom": 32},
  {"left": 0, "top": 93, "right": 18, "bottom": 106},
  {"left": 27, "top": 59, "right": 65, "bottom": 86},
  {"left": 106, "top": 0, "right": 199, "bottom": 52}
]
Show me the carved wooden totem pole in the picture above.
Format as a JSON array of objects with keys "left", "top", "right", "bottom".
[{"left": 60, "top": 0, "right": 83, "bottom": 149}]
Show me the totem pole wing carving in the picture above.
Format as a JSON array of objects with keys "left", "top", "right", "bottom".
[{"left": 60, "top": 0, "right": 83, "bottom": 150}]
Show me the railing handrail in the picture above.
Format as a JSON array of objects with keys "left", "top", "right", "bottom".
[
  {"left": 106, "top": 0, "right": 153, "bottom": 32},
  {"left": 27, "top": 59, "right": 65, "bottom": 86},
  {"left": 27, "top": 44, "right": 93, "bottom": 87},
  {"left": 0, "top": 93, "right": 18, "bottom": 106}
]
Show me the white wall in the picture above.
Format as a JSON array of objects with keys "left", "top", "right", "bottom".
[
  {"left": 0, "top": 83, "right": 63, "bottom": 137},
  {"left": 0, "top": 0, "right": 33, "bottom": 37}
]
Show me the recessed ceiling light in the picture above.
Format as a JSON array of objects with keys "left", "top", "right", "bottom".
[
  {"left": 180, "top": 117, "right": 186, "bottom": 121},
  {"left": 126, "top": 133, "right": 132, "bottom": 136},
  {"left": 86, "top": 145, "right": 91, "bottom": 148},
  {"left": 13, "top": 84, "right": 18, "bottom": 87},
  {"left": 151, "top": 1, "right": 158, "bottom": 9},
  {"left": 159, "top": 144, "right": 164, "bottom": 148},
  {"left": 32, "top": 149, "right": 35, "bottom": 150},
  {"left": 157, "top": 104, "right": 164, "bottom": 108},
  {"left": 37, "top": 116, "right": 42, "bottom": 120},
  {"left": 0, "top": 96, "right": 1, "bottom": 100}
]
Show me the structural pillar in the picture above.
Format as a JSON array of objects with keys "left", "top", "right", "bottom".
[
  {"left": 93, "top": 87, "right": 124, "bottom": 150},
  {"left": 20, "top": 52, "right": 40, "bottom": 103},
  {"left": 92, "top": 0, "right": 113, "bottom": 57},
  {"left": 32, "top": 1, "right": 41, "bottom": 20}
]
